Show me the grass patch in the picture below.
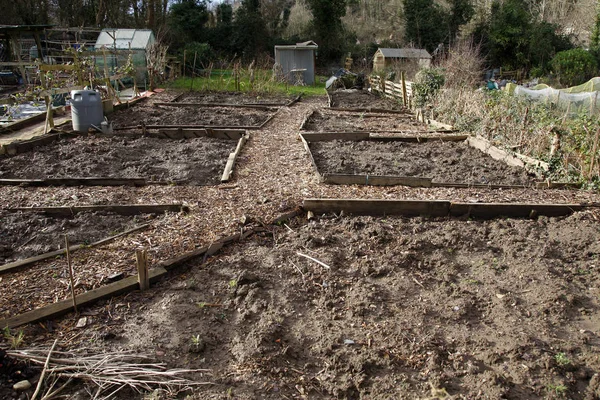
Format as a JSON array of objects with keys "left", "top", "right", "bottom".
[{"left": 168, "top": 69, "right": 326, "bottom": 97}]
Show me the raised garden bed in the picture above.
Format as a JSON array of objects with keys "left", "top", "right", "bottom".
[
  {"left": 110, "top": 96, "right": 276, "bottom": 130},
  {"left": 174, "top": 91, "right": 298, "bottom": 106},
  {"left": 0, "top": 205, "right": 189, "bottom": 322},
  {"left": 302, "top": 134, "right": 537, "bottom": 187},
  {"left": 328, "top": 89, "right": 406, "bottom": 112},
  {"left": 0, "top": 131, "right": 248, "bottom": 185},
  {"left": 0, "top": 210, "right": 151, "bottom": 267},
  {"left": 301, "top": 110, "right": 429, "bottom": 133}
]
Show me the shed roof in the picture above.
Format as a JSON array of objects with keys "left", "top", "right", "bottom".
[
  {"left": 378, "top": 48, "right": 431, "bottom": 59},
  {"left": 275, "top": 41, "right": 318, "bottom": 50},
  {"left": 94, "top": 29, "right": 155, "bottom": 50}
]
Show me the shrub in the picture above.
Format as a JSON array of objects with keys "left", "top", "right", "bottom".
[
  {"left": 550, "top": 49, "right": 597, "bottom": 87},
  {"left": 413, "top": 68, "right": 445, "bottom": 107}
]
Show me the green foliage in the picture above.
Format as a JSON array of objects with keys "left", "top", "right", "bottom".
[
  {"left": 403, "top": 0, "right": 446, "bottom": 53},
  {"left": 413, "top": 68, "right": 445, "bottom": 107},
  {"left": 554, "top": 352, "right": 571, "bottom": 366},
  {"left": 475, "top": 0, "right": 572, "bottom": 73},
  {"left": 231, "top": 0, "right": 269, "bottom": 61},
  {"left": 168, "top": 0, "right": 210, "bottom": 48},
  {"left": 487, "top": 0, "right": 531, "bottom": 70},
  {"left": 551, "top": 49, "right": 598, "bottom": 87},
  {"left": 448, "top": 0, "right": 474, "bottom": 42},
  {"left": 306, "top": 0, "right": 348, "bottom": 63},
  {"left": 183, "top": 42, "right": 214, "bottom": 67},
  {"left": 2, "top": 327, "right": 25, "bottom": 349}
]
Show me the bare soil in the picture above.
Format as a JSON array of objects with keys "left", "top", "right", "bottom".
[
  {"left": 309, "top": 140, "right": 536, "bottom": 185},
  {"left": 0, "top": 135, "right": 234, "bottom": 185},
  {"left": 2, "top": 91, "right": 600, "bottom": 399},
  {"left": 98, "top": 211, "right": 600, "bottom": 399},
  {"left": 329, "top": 89, "right": 405, "bottom": 110},
  {"left": 176, "top": 91, "right": 296, "bottom": 105},
  {"left": 303, "top": 110, "right": 427, "bottom": 132},
  {"left": 0, "top": 210, "right": 152, "bottom": 265},
  {"left": 109, "top": 102, "right": 273, "bottom": 128}
]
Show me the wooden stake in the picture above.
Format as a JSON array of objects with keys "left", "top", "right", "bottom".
[
  {"left": 183, "top": 50, "right": 186, "bottom": 78},
  {"left": 64, "top": 235, "right": 78, "bottom": 314},
  {"left": 189, "top": 52, "right": 198, "bottom": 91},
  {"left": 589, "top": 127, "right": 600, "bottom": 178},
  {"left": 136, "top": 249, "right": 149, "bottom": 291},
  {"left": 401, "top": 71, "right": 408, "bottom": 107}
]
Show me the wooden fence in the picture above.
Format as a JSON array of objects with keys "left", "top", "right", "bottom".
[{"left": 370, "top": 74, "right": 413, "bottom": 108}]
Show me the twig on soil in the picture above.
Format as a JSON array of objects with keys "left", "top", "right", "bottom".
[
  {"left": 296, "top": 252, "right": 331, "bottom": 270},
  {"left": 31, "top": 338, "right": 58, "bottom": 400},
  {"left": 412, "top": 277, "right": 424, "bottom": 288},
  {"left": 283, "top": 223, "right": 294, "bottom": 232},
  {"left": 290, "top": 261, "right": 305, "bottom": 279}
]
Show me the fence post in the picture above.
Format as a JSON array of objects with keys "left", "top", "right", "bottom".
[{"left": 401, "top": 72, "right": 408, "bottom": 107}]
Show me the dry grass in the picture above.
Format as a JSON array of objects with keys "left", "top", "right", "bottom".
[{"left": 431, "top": 41, "right": 600, "bottom": 184}]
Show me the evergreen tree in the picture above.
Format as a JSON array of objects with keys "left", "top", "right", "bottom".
[
  {"left": 403, "top": 0, "right": 446, "bottom": 52},
  {"left": 231, "top": 0, "right": 269, "bottom": 60},
  {"left": 306, "top": 0, "right": 348, "bottom": 63}
]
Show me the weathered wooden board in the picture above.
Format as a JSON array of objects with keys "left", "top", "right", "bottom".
[
  {"left": 467, "top": 136, "right": 528, "bottom": 170},
  {"left": 153, "top": 102, "right": 278, "bottom": 111},
  {"left": 303, "top": 198, "right": 587, "bottom": 219},
  {"left": 300, "top": 132, "right": 370, "bottom": 142},
  {"left": 449, "top": 202, "right": 585, "bottom": 219},
  {"left": 221, "top": 134, "right": 249, "bottom": 182},
  {"left": 322, "top": 174, "right": 433, "bottom": 187},
  {"left": 0, "top": 224, "right": 150, "bottom": 275},
  {"left": 0, "top": 178, "right": 147, "bottom": 187},
  {"left": 6, "top": 204, "right": 188, "bottom": 216},
  {"left": 157, "top": 128, "right": 245, "bottom": 140},
  {"left": 303, "top": 199, "right": 450, "bottom": 217},
  {"left": 0, "top": 267, "right": 167, "bottom": 329}
]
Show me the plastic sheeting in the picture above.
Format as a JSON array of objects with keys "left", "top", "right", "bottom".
[{"left": 505, "top": 78, "right": 600, "bottom": 114}]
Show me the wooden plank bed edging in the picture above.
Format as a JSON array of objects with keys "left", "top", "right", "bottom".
[
  {"left": 6, "top": 203, "right": 189, "bottom": 216},
  {"left": 0, "top": 224, "right": 150, "bottom": 275},
  {"left": 0, "top": 267, "right": 168, "bottom": 329},
  {"left": 157, "top": 128, "right": 246, "bottom": 140},
  {"left": 153, "top": 102, "right": 278, "bottom": 111},
  {"left": 221, "top": 133, "right": 249, "bottom": 182},
  {"left": 467, "top": 136, "right": 549, "bottom": 173},
  {"left": 302, "top": 199, "right": 586, "bottom": 219},
  {"left": 0, "top": 208, "right": 304, "bottom": 329},
  {"left": 115, "top": 124, "right": 262, "bottom": 131},
  {"left": 322, "top": 174, "right": 433, "bottom": 187},
  {"left": 0, "top": 178, "right": 147, "bottom": 187},
  {"left": 299, "top": 133, "right": 320, "bottom": 175}
]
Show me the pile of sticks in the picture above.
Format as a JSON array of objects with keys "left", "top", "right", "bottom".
[{"left": 8, "top": 341, "right": 212, "bottom": 399}]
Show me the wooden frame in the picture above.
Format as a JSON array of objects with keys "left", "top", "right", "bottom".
[
  {"left": 299, "top": 132, "right": 568, "bottom": 189},
  {"left": 0, "top": 209, "right": 302, "bottom": 329},
  {"left": 1, "top": 129, "right": 249, "bottom": 186}
]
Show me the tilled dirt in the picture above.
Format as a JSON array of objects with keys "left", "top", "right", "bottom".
[
  {"left": 0, "top": 135, "right": 234, "bottom": 185},
  {"left": 0, "top": 210, "right": 153, "bottom": 265},
  {"left": 109, "top": 104, "right": 273, "bottom": 128},
  {"left": 96, "top": 211, "right": 600, "bottom": 399},
  {"left": 303, "top": 110, "right": 427, "bottom": 132},
  {"left": 310, "top": 140, "right": 536, "bottom": 185},
  {"left": 176, "top": 91, "right": 296, "bottom": 105},
  {"left": 329, "top": 89, "right": 405, "bottom": 110},
  {"left": 2, "top": 91, "right": 600, "bottom": 399}
]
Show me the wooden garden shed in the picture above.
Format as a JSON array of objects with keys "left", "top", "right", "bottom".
[{"left": 373, "top": 48, "right": 431, "bottom": 72}]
